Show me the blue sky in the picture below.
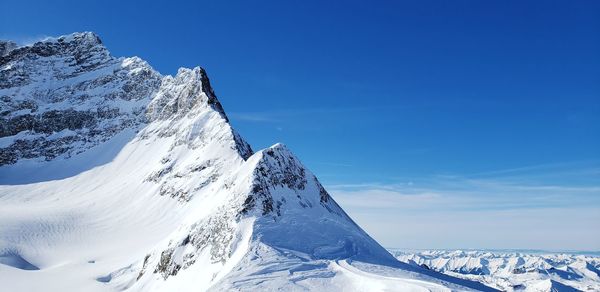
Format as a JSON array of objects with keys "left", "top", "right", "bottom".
[{"left": 2, "top": 0, "right": 599, "bottom": 250}]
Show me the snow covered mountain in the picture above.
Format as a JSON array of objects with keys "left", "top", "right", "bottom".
[
  {"left": 392, "top": 249, "right": 600, "bottom": 291},
  {"left": 0, "top": 32, "right": 497, "bottom": 291}
]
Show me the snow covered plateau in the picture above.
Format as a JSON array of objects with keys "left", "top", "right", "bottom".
[{"left": 0, "top": 32, "right": 577, "bottom": 292}]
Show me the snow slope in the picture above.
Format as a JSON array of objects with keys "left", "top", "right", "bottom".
[
  {"left": 0, "top": 32, "right": 496, "bottom": 291},
  {"left": 392, "top": 249, "right": 600, "bottom": 291}
]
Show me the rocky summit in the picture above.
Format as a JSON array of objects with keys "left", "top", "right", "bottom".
[{"left": 0, "top": 32, "right": 497, "bottom": 291}]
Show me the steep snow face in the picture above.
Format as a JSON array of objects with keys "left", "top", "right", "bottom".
[
  {"left": 129, "top": 145, "right": 412, "bottom": 291},
  {"left": 392, "top": 250, "right": 600, "bottom": 292},
  {"left": 0, "top": 32, "right": 495, "bottom": 292},
  {"left": 239, "top": 144, "right": 398, "bottom": 264}
]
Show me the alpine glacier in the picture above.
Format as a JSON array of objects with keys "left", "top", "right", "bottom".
[{"left": 0, "top": 32, "right": 497, "bottom": 291}]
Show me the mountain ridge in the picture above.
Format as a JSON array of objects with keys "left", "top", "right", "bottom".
[
  {"left": 0, "top": 32, "right": 496, "bottom": 291},
  {"left": 392, "top": 249, "right": 600, "bottom": 291},
  {"left": 0, "top": 31, "right": 252, "bottom": 168}
]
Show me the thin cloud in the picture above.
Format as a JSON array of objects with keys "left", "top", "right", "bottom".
[
  {"left": 228, "top": 112, "right": 279, "bottom": 122},
  {"left": 228, "top": 106, "right": 397, "bottom": 123},
  {"left": 463, "top": 160, "right": 600, "bottom": 179},
  {"left": 326, "top": 168, "right": 600, "bottom": 250},
  {"left": 311, "top": 161, "right": 354, "bottom": 167},
  {"left": 327, "top": 167, "right": 600, "bottom": 212}
]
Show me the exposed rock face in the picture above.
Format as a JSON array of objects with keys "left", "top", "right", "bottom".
[
  {"left": 0, "top": 41, "right": 17, "bottom": 57},
  {"left": 0, "top": 32, "right": 251, "bottom": 165},
  {"left": 0, "top": 32, "right": 113, "bottom": 89},
  {"left": 240, "top": 144, "right": 335, "bottom": 217},
  {"left": 141, "top": 143, "right": 366, "bottom": 285},
  {"left": 242, "top": 144, "right": 308, "bottom": 216},
  {"left": 0, "top": 33, "right": 160, "bottom": 164},
  {"left": 144, "top": 66, "right": 252, "bottom": 159},
  {"left": 0, "top": 32, "right": 492, "bottom": 292},
  {"left": 153, "top": 208, "right": 238, "bottom": 280},
  {"left": 147, "top": 67, "right": 222, "bottom": 121}
]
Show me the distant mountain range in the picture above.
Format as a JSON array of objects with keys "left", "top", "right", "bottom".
[{"left": 392, "top": 249, "right": 600, "bottom": 291}]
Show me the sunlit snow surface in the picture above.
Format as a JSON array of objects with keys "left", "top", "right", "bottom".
[
  {"left": 1, "top": 32, "right": 498, "bottom": 291},
  {"left": 392, "top": 249, "right": 600, "bottom": 291}
]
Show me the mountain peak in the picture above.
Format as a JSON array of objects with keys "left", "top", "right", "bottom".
[
  {"left": 268, "top": 142, "right": 287, "bottom": 150},
  {"left": 0, "top": 31, "right": 495, "bottom": 292},
  {"left": 0, "top": 32, "right": 101, "bottom": 59},
  {"left": 0, "top": 32, "right": 249, "bottom": 166},
  {"left": 177, "top": 66, "right": 227, "bottom": 120},
  {"left": 7, "top": 31, "right": 108, "bottom": 60},
  {"left": 54, "top": 31, "right": 103, "bottom": 46},
  {"left": 145, "top": 66, "right": 230, "bottom": 124}
]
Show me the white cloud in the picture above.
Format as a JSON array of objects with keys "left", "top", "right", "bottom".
[
  {"left": 228, "top": 106, "right": 387, "bottom": 123},
  {"left": 326, "top": 170, "right": 600, "bottom": 251}
]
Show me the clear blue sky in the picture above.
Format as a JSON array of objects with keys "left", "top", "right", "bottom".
[{"left": 2, "top": 0, "right": 599, "bottom": 250}]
